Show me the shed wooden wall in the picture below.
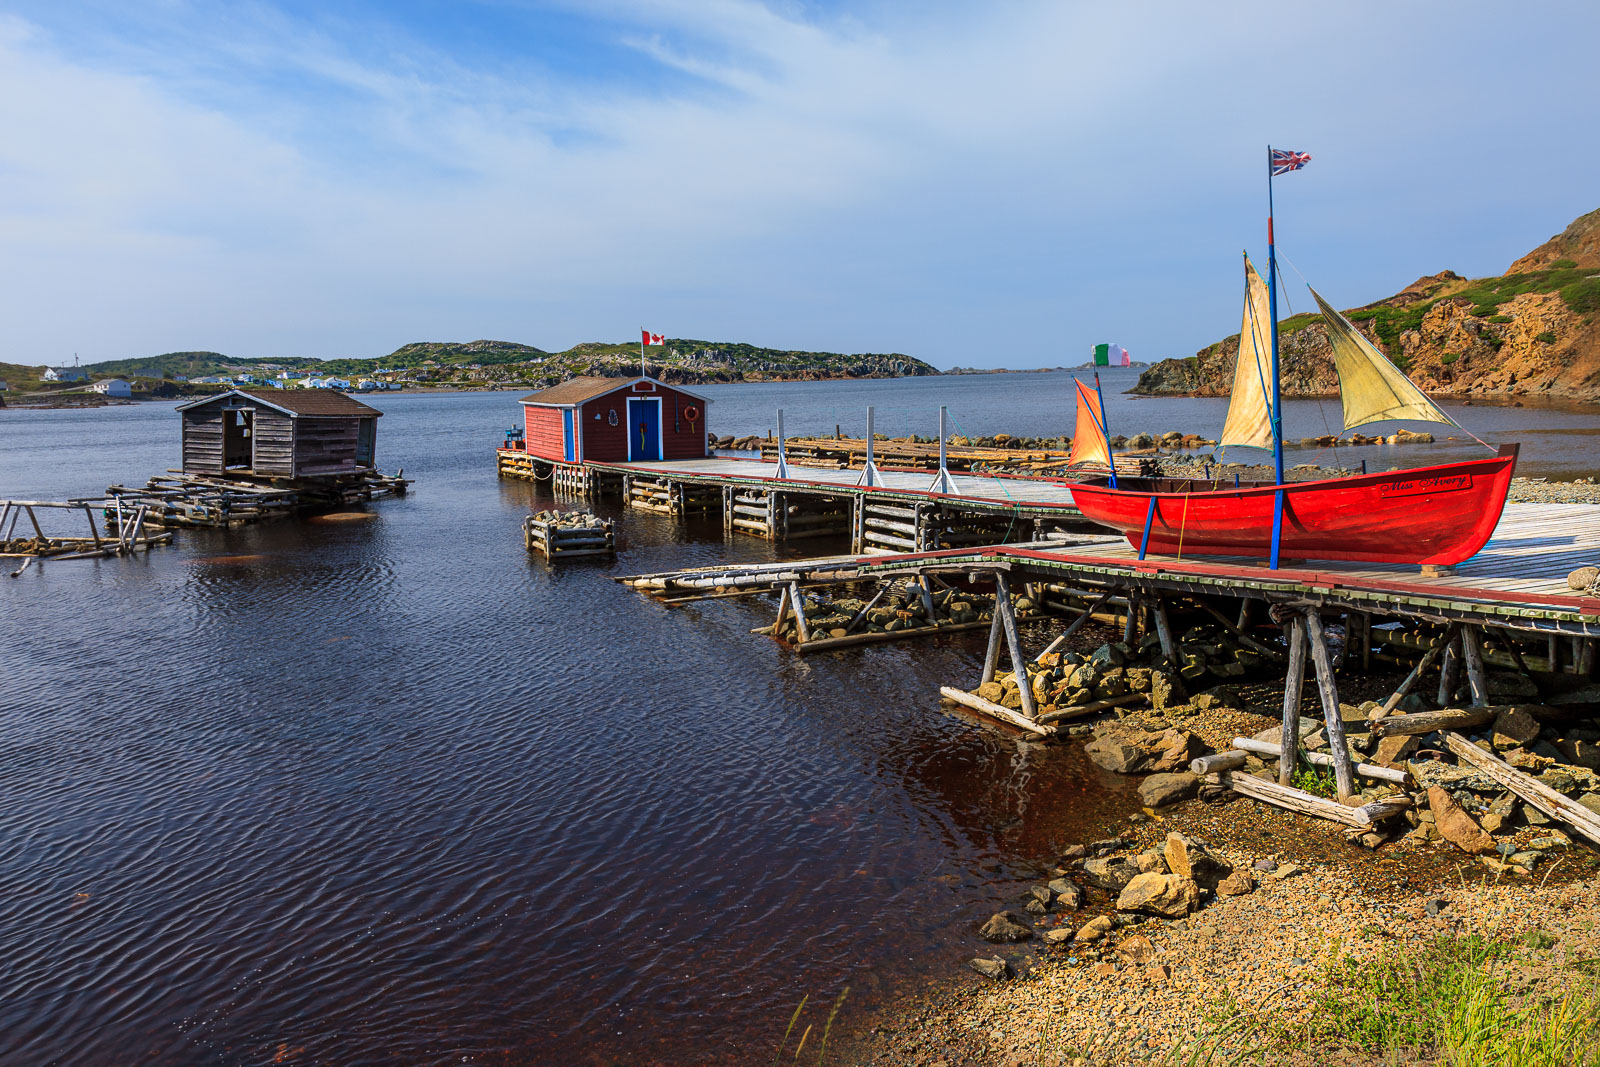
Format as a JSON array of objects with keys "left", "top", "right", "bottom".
[
  {"left": 293, "top": 418, "right": 362, "bottom": 476},
  {"left": 523, "top": 406, "right": 568, "bottom": 461},
  {"left": 182, "top": 410, "right": 225, "bottom": 473},
  {"left": 252, "top": 410, "right": 296, "bottom": 475},
  {"left": 578, "top": 383, "right": 707, "bottom": 462}
]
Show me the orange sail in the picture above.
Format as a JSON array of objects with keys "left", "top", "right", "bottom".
[{"left": 1067, "top": 379, "right": 1111, "bottom": 470}]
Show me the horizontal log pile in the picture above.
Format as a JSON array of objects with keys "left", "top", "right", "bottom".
[
  {"left": 761, "top": 582, "right": 1021, "bottom": 649},
  {"left": 523, "top": 509, "right": 615, "bottom": 559}
]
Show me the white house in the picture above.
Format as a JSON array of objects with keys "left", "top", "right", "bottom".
[
  {"left": 43, "top": 367, "right": 87, "bottom": 382},
  {"left": 91, "top": 379, "right": 133, "bottom": 398},
  {"left": 0, "top": 380, "right": 9, "bottom": 391}
]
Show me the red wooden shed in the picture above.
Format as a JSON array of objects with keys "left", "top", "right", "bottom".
[{"left": 518, "top": 376, "right": 712, "bottom": 463}]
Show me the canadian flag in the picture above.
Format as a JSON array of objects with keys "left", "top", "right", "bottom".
[{"left": 642, "top": 330, "right": 665, "bottom": 346}]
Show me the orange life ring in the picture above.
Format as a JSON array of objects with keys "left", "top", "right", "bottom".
[{"left": 683, "top": 403, "right": 700, "bottom": 423}]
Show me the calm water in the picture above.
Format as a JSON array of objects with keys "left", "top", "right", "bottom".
[{"left": 2, "top": 379, "right": 1598, "bottom": 1066}]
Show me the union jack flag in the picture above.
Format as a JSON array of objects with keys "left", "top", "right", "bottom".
[{"left": 1270, "top": 148, "right": 1311, "bottom": 176}]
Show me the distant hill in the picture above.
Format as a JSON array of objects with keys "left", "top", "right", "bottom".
[
  {"left": 1134, "top": 207, "right": 1600, "bottom": 402},
  {"left": 16, "top": 337, "right": 938, "bottom": 389}
]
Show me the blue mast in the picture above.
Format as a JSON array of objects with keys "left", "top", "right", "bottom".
[
  {"left": 1266, "top": 144, "right": 1285, "bottom": 485},
  {"left": 1092, "top": 371, "right": 1118, "bottom": 488}
]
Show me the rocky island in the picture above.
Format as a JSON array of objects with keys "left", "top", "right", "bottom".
[{"left": 1135, "top": 208, "right": 1600, "bottom": 403}]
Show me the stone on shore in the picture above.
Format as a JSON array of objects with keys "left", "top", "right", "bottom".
[
  {"left": 1163, "top": 832, "right": 1233, "bottom": 888},
  {"left": 1081, "top": 857, "right": 1140, "bottom": 892},
  {"left": 1047, "top": 878, "right": 1084, "bottom": 908},
  {"left": 1138, "top": 772, "right": 1199, "bottom": 808},
  {"left": 1427, "top": 786, "right": 1496, "bottom": 854},
  {"left": 1115, "top": 873, "right": 1202, "bottom": 918},
  {"left": 1075, "top": 915, "right": 1113, "bottom": 943},
  {"left": 1215, "top": 871, "right": 1257, "bottom": 897},
  {"left": 1491, "top": 707, "right": 1542, "bottom": 750},
  {"left": 968, "top": 956, "right": 1012, "bottom": 980},
  {"left": 978, "top": 911, "right": 1033, "bottom": 943},
  {"left": 1115, "top": 934, "right": 1157, "bottom": 965}
]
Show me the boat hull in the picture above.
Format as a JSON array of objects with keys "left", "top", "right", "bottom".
[{"left": 1067, "top": 447, "right": 1518, "bottom": 566}]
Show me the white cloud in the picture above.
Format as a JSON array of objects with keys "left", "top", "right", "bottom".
[{"left": 0, "top": 2, "right": 1596, "bottom": 365}]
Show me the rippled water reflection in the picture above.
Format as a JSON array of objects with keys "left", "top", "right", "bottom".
[{"left": 2, "top": 382, "right": 1597, "bottom": 1064}]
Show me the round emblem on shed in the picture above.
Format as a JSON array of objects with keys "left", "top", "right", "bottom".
[{"left": 608, "top": 408, "right": 619, "bottom": 426}]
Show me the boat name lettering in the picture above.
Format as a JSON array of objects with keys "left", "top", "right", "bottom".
[{"left": 1379, "top": 473, "right": 1473, "bottom": 497}]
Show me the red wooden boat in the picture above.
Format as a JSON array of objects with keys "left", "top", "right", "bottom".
[
  {"left": 1069, "top": 445, "right": 1518, "bottom": 566},
  {"left": 1063, "top": 147, "right": 1520, "bottom": 568}
]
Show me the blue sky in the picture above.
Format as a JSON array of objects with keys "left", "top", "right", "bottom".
[{"left": 0, "top": 1, "right": 1596, "bottom": 369}]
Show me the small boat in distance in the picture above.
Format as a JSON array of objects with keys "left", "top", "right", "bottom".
[{"left": 1066, "top": 148, "right": 1517, "bottom": 569}]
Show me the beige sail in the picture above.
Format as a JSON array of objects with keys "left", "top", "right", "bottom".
[
  {"left": 1218, "top": 256, "right": 1276, "bottom": 451},
  {"left": 1309, "top": 287, "right": 1457, "bottom": 431}
]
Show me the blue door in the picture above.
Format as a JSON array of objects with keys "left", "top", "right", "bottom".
[
  {"left": 561, "top": 409, "right": 576, "bottom": 461},
  {"left": 628, "top": 398, "right": 661, "bottom": 461}
]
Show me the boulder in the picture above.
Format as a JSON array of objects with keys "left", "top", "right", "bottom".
[
  {"left": 1162, "top": 832, "right": 1233, "bottom": 888},
  {"left": 1139, "top": 772, "right": 1199, "bottom": 808},
  {"left": 1115, "top": 934, "right": 1157, "bottom": 965},
  {"left": 978, "top": 911, "right": 1033, "bottom": 943},
  {"left": 1115, "top": 873, "right": 1202, "bottom": 918},
  {"left": 1047, "top": 877, "right": 1084, "bottom": 908},
  {"left": 968, "top": 956, "right": 1012, "bottom": 980},
  {"left": 1081, "top": 857, "right": 1140, "bottom": 892},
  {"left": 1042, "top": 926, "right": 1075, "bottom": 944},
  {"left": 1577, "top": 794, "right": 1600, "bottom": 818},
  {"left": 1554, "top": 739, "right": 1600, "bottom": 772},
  {"left": 1150, "top": 671, "right": 1179, "bottom": 711},
  {"left": 1075, "top": 915, "right": 1113, "bottom": 943},
  {"left": 1427, "top": 786, "right": 1495, "bottom": 855},
  {"left": 1491, "top": 708, "right": 1542, "bottom": 750},
  {"left": 1215, "top": 871, "right": 1256, "bottom": 897},
  {"left": 1373, "top": 734, "right": 1420, "bottom": 769}
]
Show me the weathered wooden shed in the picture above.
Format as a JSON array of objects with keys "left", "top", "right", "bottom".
[
  {"left": 176, "top": 388, "right": 382, "bottom": 478},
  {"left": 519, "top": 376, "right": 710, "bottom": 463}
]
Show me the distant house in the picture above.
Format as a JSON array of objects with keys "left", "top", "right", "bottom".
[
  {"left": 43, "top": 367, "right": 87, "bottom": 382},
  {"left": 192, "top": 375, "right": 231, "bottom": 385},
  {"left": 91, "top": 379, "right": 133, "bottom": 398},
  {"left": 174, "top": 375, "right": 189, "bottom": 383},
  {"left": 0, "top": 381, "right": 9, "bottom": 391}
]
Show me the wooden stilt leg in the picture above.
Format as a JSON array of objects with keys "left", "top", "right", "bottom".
[
  {"left": 1437, "top": 636, "right": 1461, "bottom": 707},
  {"left": 995, "top": 573, "right": 1037, "bottom": 721},
  {"left": 981, "top": 604, "right": 1004, "bottom": 687},
  {"left": 1153, "top": 599, "right": 1178, "bottom": 669},
  {"left": 1123, "top": 594, "right": 1138, "bottom": 644},
  {"left": 788, "top": 581, "right": 810, "bottom": 643},
  {"left": 1302, "top": 608, "right": 1356, "bottom": 801},
  {"left": 1279, "top": 616, "right": 1306, "bottom": 787},
  {"left": 1462, "top": 627, "right": 1489, "bottom": 706}
]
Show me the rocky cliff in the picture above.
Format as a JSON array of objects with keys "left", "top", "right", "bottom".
[{"left": 1135, "top": 208, "right": 1600, "bottom": 402}]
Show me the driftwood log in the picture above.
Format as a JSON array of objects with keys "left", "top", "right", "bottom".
[
  {"left": 1232, "top": 737, "right": 1410, "bottom": 785},
  {"left": 1442, "top": 732, "right": 1600, "bottom": 847},
  {"left": 1208, "top": 771, "right": 1411, "bottom": 827},
  {"left": 1368, "top": 707, "right": 1498, "bottom": 738}
]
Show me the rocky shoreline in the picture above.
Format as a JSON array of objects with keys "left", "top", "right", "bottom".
[{"left": 832, "top": 609, "right": 1600, "bottom": 1065}]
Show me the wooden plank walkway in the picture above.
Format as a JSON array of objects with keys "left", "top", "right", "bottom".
[{"left": 598, "top": 456, "right": 1084, "bottom": 512}]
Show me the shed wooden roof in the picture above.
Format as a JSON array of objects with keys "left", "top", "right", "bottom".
[
  {"left": 519, "top": 375, "right": 711, "bottom": 407},
  {"left": 177, "top": 387, "right": 381, "bottom": 418}
]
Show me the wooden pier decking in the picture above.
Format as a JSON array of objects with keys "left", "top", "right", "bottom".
[{"left": 620, "top": 501, "right": 1600, "bottom": 634}]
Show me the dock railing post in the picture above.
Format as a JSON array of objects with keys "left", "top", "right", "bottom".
[
  {"left": 928, "top": 406, "right": 957, "bottom": 495},
  {"left": 857, "top": 406, "right": 883, "bottom": 488},
  {"left": 774, "top": 409, "right": 791, "bottom": 480}
]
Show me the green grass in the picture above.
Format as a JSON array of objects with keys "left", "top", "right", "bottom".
[
  {"left": 1442, "top": 352, "right": 1461, "bottom": 364},
  {"left": 1536, "top": 331, "right": 1558, "bottom": 344}
]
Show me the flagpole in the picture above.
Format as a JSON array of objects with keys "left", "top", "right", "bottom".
[
  {"left": 1266, "top": 145, "right": 1285, "bottom": 486},
  {"left": 640, "top": 330, "right": 646, "bottom": 379},
  {"left": 1092, "top": 371, "right": 1118, "bottom": 489}
]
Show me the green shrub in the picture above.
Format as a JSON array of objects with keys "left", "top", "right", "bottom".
[
  {"left": 1441, "top": 352, "right": 1460, "bottom": 364},
  {"left": 1552, "top": 258, "right": 1578, "bottom": 269},
  {"left": 1536, "top": 331, "right": 1557, "bottom": 344},
  {"left": 1489, "top": 315, "right": 1513, "bottom": 323},
  {"left": 1561, "top": 277, "right": 1600, "bottom": 315}
]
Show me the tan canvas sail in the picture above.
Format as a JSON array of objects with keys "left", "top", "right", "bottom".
[
  {"left": 1067, "top": 378, "right": 1112, "bottom": 469},
  {"left": 1309, "top": 287, "right": 1457, "bottom": 431},
  {"left": 1218, "top": 256, "right": 1276, "bottom": 450}
]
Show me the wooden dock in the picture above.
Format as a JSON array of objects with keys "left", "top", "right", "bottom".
[{"left": 498, "top": 450, "right": 1101, "bottom": 552}]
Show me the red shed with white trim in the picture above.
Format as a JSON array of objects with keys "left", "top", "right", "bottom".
[{"left": 518, "top": 376, "right": 711, "bottom": 463}]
